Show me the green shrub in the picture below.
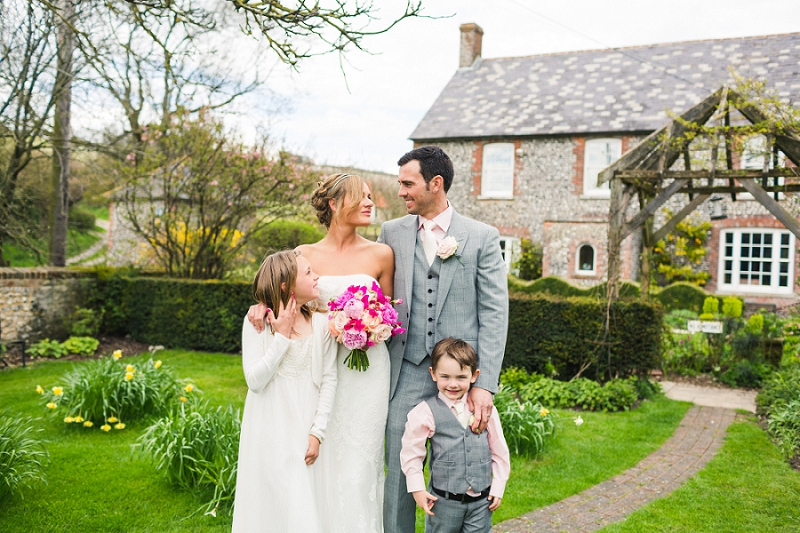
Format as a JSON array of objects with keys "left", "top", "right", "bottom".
[
  {"left": 508, "top": 276, "right": 640, "bottom": 299},
  {"left": 136, "top": 400, "right": 241, "bottom": 515},
  {"left": 767, "top": 399, "right": 800, "bottom": 459},
  {"left": 519, "top": 376, "right": 641, "bottom": 412},
  {"left": 746, "top": 314, "right": 764, "bottom": 335},
  {"left": 493, "top": 387, "right": 556, "bottom": 457},
  {"left": 39, "top": 356, "right": 189, "bottom": 426},
  {"left": 756, "top": 366, "right": 800, "bottom": 415},
  {"left": 703, "top": 296, "right": 720, "bottom": 315},
  {"left": 499, "top": 366, "right": 540, "bottom": 391},
  {"left": 722, "top": 296, "right": 743, "bottom": 318},
  {"left": 64, "top": 307, "right": 103, "bottom": 337},
  {"left": 27, "top": 339, "right": 68, "bottom": 359},
  {"left": 68, "top": 207, "right": 97, "bottom": 232},
  {"left": 250, "top": 219, "right": 325, "bottom": 253},
  {"left": 719, "top": 360, "right": 769, "bottom": 388},
  {"left": 504, "top": 293, "right": 662, "bottom": 379},
  {"left": 92, "top": 275, "right": 252, "bottom": 353},
  {"left": 0, "top": 413, "right": 49, "bottom": 500},
  {"left": 662, "top": 332, "right": 709, "bottom": 375},
  {"left": 663, "top": 309, "right": 698, "bottom": 330},
  {"left": 512, "top": 239, "right": 543, "bottom": 281},
  {"left": 653, "top": 282, "right": 709, "bottom": 313},
  {"left": 62, "top": 336, "right": 99, "bottom": 356}
]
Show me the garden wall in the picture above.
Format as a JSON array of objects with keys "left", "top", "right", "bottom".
[{"left": 0, "top": 268, "right": 96, "bottom": 342}]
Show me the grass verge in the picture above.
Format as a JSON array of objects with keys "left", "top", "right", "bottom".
[{"left": 600, "top": 416, "right": 800, "bottom": 533}]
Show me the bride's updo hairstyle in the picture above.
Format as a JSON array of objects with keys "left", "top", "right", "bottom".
[
  {"left": 252, "top": 250, "right": 316, "bottom": 328},
  {"left": 311, "top": 173, "right": 365, "bottom": 228}
]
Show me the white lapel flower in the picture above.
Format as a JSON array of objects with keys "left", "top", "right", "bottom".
[{"left": 437, "top": 236, "right": 463, "bottom": 264}]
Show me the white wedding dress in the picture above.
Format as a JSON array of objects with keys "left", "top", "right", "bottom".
[{"left": 317, "top": 274, "right": 390, "bottom": 533}]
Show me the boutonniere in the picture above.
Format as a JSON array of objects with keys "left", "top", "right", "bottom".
[{"left": 437, "top": 236, "right": 464, "bottom": 265}]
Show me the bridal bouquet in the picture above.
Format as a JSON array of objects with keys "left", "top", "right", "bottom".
[{"left": 327, "top": 282, "right": 405, "bottom": 371}]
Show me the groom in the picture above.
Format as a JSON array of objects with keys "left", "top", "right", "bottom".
[{"left": 379, "top": 145, "right": 509, "bottom": 533}]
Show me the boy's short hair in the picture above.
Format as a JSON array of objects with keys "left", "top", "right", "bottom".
[{"left": 430, "top": 337, "right": 478, "bottom": 373}]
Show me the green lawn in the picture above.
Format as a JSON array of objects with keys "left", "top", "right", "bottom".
[
  {"left": 2, "top": 229, "right": 102, "bottom": 267},
  {"left": 5, "top": 352, "right": 786, "bottom": 533},
  {"left": 600, "top": 417, "right": 800, "bottom": 533}
]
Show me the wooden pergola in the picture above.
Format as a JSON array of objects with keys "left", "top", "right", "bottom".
[{"left": 600, "top": 86, "right": 800, "bottom": 300}]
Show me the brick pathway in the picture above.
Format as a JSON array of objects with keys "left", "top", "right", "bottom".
[{"left": 493, "top": 405, "right": 736, "bottom": 533}]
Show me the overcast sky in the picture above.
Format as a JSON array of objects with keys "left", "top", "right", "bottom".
[{"left": 231, "top": 0, "right": 799, "bottom": 174}]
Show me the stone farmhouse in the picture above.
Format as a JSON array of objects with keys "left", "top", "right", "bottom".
[{"left": 410, "top": 24, "right": 800, "bottom": 305}]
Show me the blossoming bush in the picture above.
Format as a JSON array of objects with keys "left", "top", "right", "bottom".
[
  {"left": 38, "top": 354, "right": 189, "bottom": 427},
  {"left": 0, "top": 412, "right": 49, "bottom": 500},
  {"left": 136, "top": 399, "right": 240, "bottom": 516},
  {"left": 494, "top": 386, "right": 556, "bottom": 457}
]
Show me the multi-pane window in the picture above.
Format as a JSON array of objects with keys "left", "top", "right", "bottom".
[
  {"left": 583, "top": 138, "right": 621, "bottom": 198},
  {"left": 481, "top": 143, "right": 515, "bottom": 198},
  {"left": 576, "top": 244, "right": 596, "bottom": 274},
  {"left": 719, "top": 229, "right": 794, "bottom": 294},
  {"left": 498, "top": 236, "right": 519, "bottom": 273}
]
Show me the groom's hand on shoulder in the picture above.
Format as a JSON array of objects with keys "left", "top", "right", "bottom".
[
  {"left": 412, "top": 490, "right": 438, "bottom": 516},
  {"left": 467, "top": 387, "right": 494, "bottom": 434}
]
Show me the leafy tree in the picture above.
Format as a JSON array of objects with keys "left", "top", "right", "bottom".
[
  {"left": 117, "top": 110, "right": 316, "bottom": 278},
  {"left": 513, "top": 239, "right": 543, "bottom": 281},
  {"left": 651, "top": 210, "right": 711, "bottom": 287}
]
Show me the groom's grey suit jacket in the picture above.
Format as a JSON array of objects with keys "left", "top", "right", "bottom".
[{"left": 378, "top": 210, "right": 509, "bottom": 399}]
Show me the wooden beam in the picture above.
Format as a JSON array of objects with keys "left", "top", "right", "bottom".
[
  {"left": 616, "top": 169, "right": 800, "bottom": 180},
  {"left": 597, "top": 88, "right": 724, "bottom": 185},
  {"left": 672, "top": 183, "right": 800, "bottom": 195},
  {"left": 622, "top": 178, "right": 690, "bottom": 239},
  {"left": 652, "top": 194, "right": 711, "bottom": 242},
  {"left": 739, "top": 178, "right": 800, "bottom": 240},
  {"left": 729, "top": 89, "right": 800, "bottom": 167}
]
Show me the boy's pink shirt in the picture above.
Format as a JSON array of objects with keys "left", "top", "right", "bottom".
[{"left": 400, "top": 391, "right": 511, "bottom": 498}]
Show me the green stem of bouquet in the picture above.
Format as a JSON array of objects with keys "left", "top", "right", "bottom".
[{"left": 343, "top": 349, "right": 370, "bottom": 372}]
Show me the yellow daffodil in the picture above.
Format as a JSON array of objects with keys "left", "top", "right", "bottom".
[
  {"left": 125, "top": 364, "right": 136, "bottom": 373},
  {"left": 154, "top": 360, "right": 162, "bottom": 369},
  {"left": 36, "top": 385, "right": 44, "bottom": 394},
  {"left": 539, "top": 407, "right": 550, "bottom": 417},
  {"left": 52, "top": 386, "right": 63, "bottom": 396},
  {"left": 125, "top": 372, "right": 134, "bottom": 381},
  {"left": 73, "top": 415, "right": 84, "bottom": 423},
  {"left": 46, "top": 402, "right": 57, "bottom": 409},
  {"left": 83, "top": 421, "right": 94, "bottom": 428},
  {"left": 108, "top": 416, "right": 118, "bottom": 423},
  {"left": 114, "top": 422, "right": 126, "bottom": 430},
  {"left": 112, "top": 350, "right": 122, "bottom": 360},
  {"left": 179, "top": 396, "right": 188, "bottom": 403},
  {"left": 184, "top": 384, "right": 194, "bottom": 393},
  {"left": 64, "top": 416, "right": 75, "bottom": 423},
  {"left": 101, "top": 424, "right": 111, "bottom": 432}
]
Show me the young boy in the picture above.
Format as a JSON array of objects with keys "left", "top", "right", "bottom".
[{"left": 400, "top": 337, "right": 511, "bottom": 533}]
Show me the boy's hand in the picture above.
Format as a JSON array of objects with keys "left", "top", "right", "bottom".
[
  {"left": 411, "top": 490, "right": 438, "bottom": 516},
  {"left": 305, "top": 435, "right": 320, "bottom": 465},
  {"left": 488, "top": 495, "right": 502, "bottom": 511}
]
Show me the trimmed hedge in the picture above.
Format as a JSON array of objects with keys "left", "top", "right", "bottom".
[
  {"left": 93, "top": 274, "right": 252, "bottom": 353},
  {"left": 508, "top": 275, "right": 641, "bottom": 299},
  {"left": 504, "top": 292, "right": 662, "bottom": 379},
  {"left": 654, "top": 282, "right": 709, "bottom": 313}
]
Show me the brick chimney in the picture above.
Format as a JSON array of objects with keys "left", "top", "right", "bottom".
[{"left": 459, "top": 23, "right": 483, "bottom": 68}]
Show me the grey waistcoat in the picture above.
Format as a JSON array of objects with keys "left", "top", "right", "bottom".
[
  {"left": 426, "top": 395, "right": 492, "bottom": 495},
  {"left": 405, "top": 233, "right": 442, "bottom": 364}
]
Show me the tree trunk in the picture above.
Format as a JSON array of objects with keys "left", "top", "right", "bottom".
[{"left": 49, "top": 0, "right": 74, "bottom": 267}]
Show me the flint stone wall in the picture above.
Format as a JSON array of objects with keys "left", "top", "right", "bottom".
[{"left": 0, "top": 268, "right": 96, "bottom": 342}]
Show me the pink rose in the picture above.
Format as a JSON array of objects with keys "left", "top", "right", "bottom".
[
  {"left": 361, "top": 311, "right": 383, "bottom": 329},
  {"left": 328, "top": 319, "right": 342, "bottom": 338},
  {"left": 381, "top": 305, "right": 398, "bottom": 325},
  {"left": 437, "top": 236, "right": 459, "bottom": 260},
  {"left": 341, "top": 328, "right": 367, "bottom": 350},
  {"left": 332, "top": 312, "right": 350, "bottom": 333},
  {"left": 372, "top": 323, "right": 393, "bottom": 343},
  {"left": 343, "top": 299, "right": 365, "bottom": 319}
]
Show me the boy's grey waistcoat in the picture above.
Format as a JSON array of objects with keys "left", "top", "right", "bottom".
[{"left": 426, "top": 396, "right": 492, "bottom": 495}]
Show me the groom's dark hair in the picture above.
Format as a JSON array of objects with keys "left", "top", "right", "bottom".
[{"left": 397, "top": 145, "right": 454, "bottom": 193}]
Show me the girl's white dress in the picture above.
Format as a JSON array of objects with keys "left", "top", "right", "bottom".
[
  {"left": 316, "top": 274, "right": 391, "bottom": 533},
  {"left": 232, "top": 313, "right": 337, "bottom": 533}
]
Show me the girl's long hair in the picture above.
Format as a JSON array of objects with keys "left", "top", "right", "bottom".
[{"left": 252, "top": 250, "right": 317, "bottom": 329}]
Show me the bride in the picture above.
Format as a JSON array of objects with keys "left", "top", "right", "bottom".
[{"left": 249, "top": 173, "right": 394, "bottom": 533}]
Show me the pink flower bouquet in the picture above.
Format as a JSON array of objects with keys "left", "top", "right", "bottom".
[{"left": 327, "top": 282, "right": 405, "bottom": 371}]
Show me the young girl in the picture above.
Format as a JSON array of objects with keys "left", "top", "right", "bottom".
[{"left": 232, "top": 250, "right": 338, "bottom": 533}]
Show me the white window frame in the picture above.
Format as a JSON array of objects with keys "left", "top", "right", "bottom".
[
  {"left": 575, "top": 243, "right": 597, "bottom": 275},
  {"left": 481, "top": 143, "right": 515, "bottom": 199},
  {"left": 739, "top": 135, "right": 785, "bottom": 200},
  {"left": 498, "top": 236, "right": 519, "bottom": 273},
  {"left": 583, "top": 138, "right": 622, "bottom": 198},
  {"left": 717, "top": 228, "right": 795, "bottom": 295}
]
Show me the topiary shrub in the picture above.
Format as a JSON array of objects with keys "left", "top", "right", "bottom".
[
  {"left": 653, "top": 282, "right": 709, "bottom": 312},
  {"left": 249, "top": 219, "right": 325, "bottom": 254}
]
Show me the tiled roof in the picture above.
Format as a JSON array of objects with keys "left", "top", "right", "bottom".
[{"left": 410, "top": 33, "right": 800, "bottom": 140}]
